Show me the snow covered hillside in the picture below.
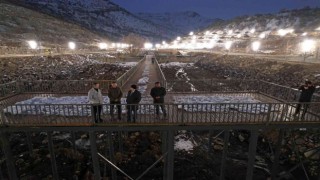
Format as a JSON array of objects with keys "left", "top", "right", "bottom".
[
  {"left": 9, "top": 0, "right": 177, "bottom": 41},
  {"left": 136, "top": 11, "right": 217, "bottom": 35},
  {"left": 206, "top": 7, "right": 320, "bottom": 33}
]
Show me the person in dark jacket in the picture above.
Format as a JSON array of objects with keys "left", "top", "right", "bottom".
[
  {"left": 126, "top": 84, "right": 141, "bottom": 123},
  {"left": 150, "top": 82, "right": 167, "bottom": 119},
  {"left": 108, "top": 82, "right": 123, "bottom": 121},
  {"left": 294, "top": 80, "right": 316, "bottom": 119}
]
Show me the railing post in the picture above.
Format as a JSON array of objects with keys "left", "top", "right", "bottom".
[
  {"left": 89, "top": 131, "right": 101, "bottom": 180},
  {"left": 266, "top": 103, "right": 273, "bottom": 125},
  {"left": 0, "top": 132, "right": 18, "bottom": 180},
  {"left": 246, "top": 129, "right": 259, "bottom": 180}
]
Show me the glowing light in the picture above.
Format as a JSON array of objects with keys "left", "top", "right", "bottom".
[
  {"left": 177, "top": 36, "right": 181, "bottom": 41},
  {"left": 225, "top": 41, "right": 232, "bottom": 50},
  {"left": 27, "top": 40, "right": 38, "bottom": 49},
  {"left": 98, "top": 43, "right": 107, "bottom": 49},
  {"left": 68, "top": 42, "right": 76, "bottom": 50},
  {"left": 144, "top": 42, "right": 153, "bottom": 49},
  {"left": 252, "top": 41, "right": 261, "bottom": 51},
  {"left": 250, "top": 28, "right": 255, "bottom": 33},
  {"left": 189, "top": 31, "right": 194, "bottom": 36},
  {"left": 259, "top": 33, "right": 266, "bottom": 39},
  {"left": 302, "top": 32, "right": 308, "bottom": 36},
  {"left": 155, "top": 44, "right": 161, "bottom": 48},
  {"left": 162, "top": 41, "right": 166, "bottom": 44},
  {"left": 205, "top": 31, "right": 210, "bottom": 35},
  {"left": 237, "top": 34, "right": 242, "bottom": 38},
  {"left": 228, "top": 30, "right": 233, "bottom": 35},
  {"left": 301, "top": 39, "right": 316, "bottom": 53}
]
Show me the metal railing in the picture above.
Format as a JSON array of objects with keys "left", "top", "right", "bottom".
[
  {"left": 1, "top": 102, "right": 319, "bottom": 126},
  {"left": 154, "top": 57, "right": 167, "bottom": 88},
  {"left": 116, "top": 56, "right": 145, "bottom": 88}
]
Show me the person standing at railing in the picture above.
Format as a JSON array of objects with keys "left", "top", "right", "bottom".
[
  {"left": 150, "top": 82, "right": 167, "bottom": 120},
  {"left": 88, "top": 82, "right": 104, "bottom": 123},
  {"left": 126, "top": 84, "right": 141, "bottom": 123},
  {"left": 294, "top": 80, "right": 316, "bottom": 119},
  {"left": 108, "top": 82, "right": 123, "bottom": 121}
]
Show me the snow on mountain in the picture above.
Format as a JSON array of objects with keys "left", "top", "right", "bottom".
[
  {"left": 9, "top": 0, "right": 177, "bottom": 41},
  {"left": 206, "top": 7, "right": 320, "bottom": 33},
  {"left": 137, "top": 11, "right": 217, "bottom": 35}
]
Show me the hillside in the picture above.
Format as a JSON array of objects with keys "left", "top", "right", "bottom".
[
  {"left": 0, "top": 1, "right": 106, "bottom": 48},
  {"left": 9, "top": 0, "right": 178, "bottom": 41}
]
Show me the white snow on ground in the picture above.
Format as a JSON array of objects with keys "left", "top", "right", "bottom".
[
  {"left": 160, "top": 62, "right": 194, "bottom": 68},
  {"left": 174, "top": 131, "right": 196, "bottom": 152},
  {"left": 116, "top": 62, "right": 138, "bottom": 67},
  {"left": 3, "top": 96, "right": 155, "bottom": 116},
  {"left": 4, "top": 94, "right": 272, "bottom": 115},
  {"left": 174, "top": 95, "right": 271, "bottom": 114},
  {"left": 137, "top": 65, "right": 150, "bottom": 94}
]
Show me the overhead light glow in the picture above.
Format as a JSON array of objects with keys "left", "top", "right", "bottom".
[
  {"left": 252, "top": 41, "right": 261, "bottom": 52},
  {"left": 68, "top": 42, "right": 76, "bottom": 50},
  {"left": 225, "top": 41, "right": 232, "bottom": 50},
  {"left": 301, "top": 39, "right": 316, "bottom": 53},
  {"left": 144, "top": 42, "right": 153, "bottom": 49},
  {"left": 98, "top": 43, "right": 107, "bottom": 49},
  {"left": 27, "top": 40, "right": 38, "bottom": 49}
]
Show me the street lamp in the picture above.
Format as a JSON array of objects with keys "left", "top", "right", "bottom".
[
  {"left": 144, "top": 42, "right": 153, "bottom": 50},
  {"left": 301, "top": 39, "right": 316, "bottom": 61},
  {"left": 68, "top": 42, "right": 76, "bottom": 50},
  {"left": 189, "top": 31, "right": 194, "bottom": 36},
  {"left": 252, "top": 41, "right": 261, "bottom": 56},
  {"left": 177, "top": 36, "right": 181, "bottom": 41},
  {"left": 250, "top": 28, "right": 255, "bottom": 34},
  {"left": 259, "top": 33, "right": 266, "bottom": 39}
]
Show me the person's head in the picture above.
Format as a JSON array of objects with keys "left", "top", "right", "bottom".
[
  {"left": 111, "top": 82, "right": 118, "bottom": 88},
  {"left": 305, "top": 80, "right": 312, "bottom": 86},
  {"left": 130, "top": 84, "right": 137, "bottom": 91},
  {"left": 155, "top": 82, "right": 161, "bottom": 87},
  {"left": 93, "top": 82, "right": 100, "bottom": 89}
]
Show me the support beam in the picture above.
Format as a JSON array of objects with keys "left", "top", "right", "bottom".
[
  {"left": 219, "top": 130, "right": 230, "bottom": 180},
  {"left": 47, "top": 131, "right": 59, "bottom": 180},
  {"left": 0, "top": 132, "right": 18, "bottom": 180},
  {"left": 162, "top": 131, "right": 168, "bottom": 179},
  {"left": 108, "top": 131, "right": 116, "bottom": 180},
  {"left": 26, "top": 132, "right": 33, "bottom": 154},
  {"left": 246, "top": 130, "right": 259, "bottom": 180},
  {"left": 271, "top": 129, "right": 284, "bottom": 179},
  {"left": 89, "top": 131, "right": 101, "bottom": 180},
  {"left": 166, "top": 130, "right": 174, "bottom": 180}
]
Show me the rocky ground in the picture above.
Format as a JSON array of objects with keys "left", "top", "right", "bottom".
[
  {"left": 0, "top": 54, "right": 135, "bottom": 84},
  {"left": 159, "top": 53, "right": 320, "bottom": 92}
]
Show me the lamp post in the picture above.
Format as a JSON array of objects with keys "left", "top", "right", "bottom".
[{"left": 27, "top": 40, "right": 38, "bottom": 56}]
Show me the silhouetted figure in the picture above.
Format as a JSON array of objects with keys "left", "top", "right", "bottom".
[
  {"left": 88, "top": 82, "right": 103, "bottom": 123},
  {"left": 294, "top": 80, "right": 315, "bottom": 119},
  {"left": 126, "top": 84, "right": 141, "bottom": 123}
]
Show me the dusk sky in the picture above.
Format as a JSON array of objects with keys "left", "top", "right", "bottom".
[{"left": 115, "top": 0, "right": 320, "bottom": 19}]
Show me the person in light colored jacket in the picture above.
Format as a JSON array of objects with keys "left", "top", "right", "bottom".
[{"left": 88, "top": 82, "right": 104, "bottom": 123}]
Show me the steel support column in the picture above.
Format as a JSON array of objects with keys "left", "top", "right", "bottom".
[
  {"left": 219, "top": 130, "right": 230, "bottom": 180},
  {"left": 246, "top": 130, "right": 259, "bottom": 180},
  {"left": 271, "top": 129, "right": 284, "bottom": 179},
  {"left": 26, "top": 132, "right": 33, "bottom": 154},
  {"left": 0, "top": 132, "right": 18, "bottom": 180},
  {"left": 108, "top": 131, "right": 116, "bottom": 180},
  {"left": 166, "top": 130, "right": 174, "bottom": 180},
  {"left": 162, "top": 131, "right": 168, "bottom": 179},
  {"left": 47, "top": 131, "right": 59, "bottom": 180},
  {"left": 89, "top": 131, "right": 101, "bottom": 180}
]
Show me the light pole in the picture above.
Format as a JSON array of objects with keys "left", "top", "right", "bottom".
[{"left": 27, "top": 40, "right": 38, "bottom": 56}]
